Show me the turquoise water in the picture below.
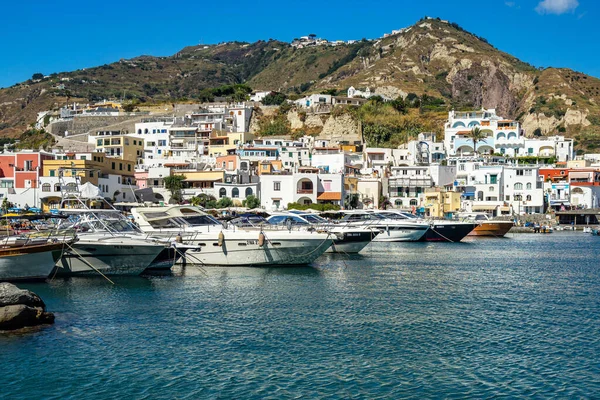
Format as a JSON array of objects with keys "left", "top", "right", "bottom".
[{"left": 1, "top": 232, "right": 600, "bottom": 399}]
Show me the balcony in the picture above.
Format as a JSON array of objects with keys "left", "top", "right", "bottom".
[{"left": 297, "top": 189, "right": 313, "bottom": 194}]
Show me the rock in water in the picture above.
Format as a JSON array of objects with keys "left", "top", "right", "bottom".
[
  {"left": 0, "top": 283, "right": 54, "bottom": 331},
  {"left": 0, "top": 282, "right": 46, "bottom": 308}
]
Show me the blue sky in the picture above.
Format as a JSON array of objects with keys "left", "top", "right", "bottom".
[{"left": 1, "top": 0, "right": 598, "bottom": 88}]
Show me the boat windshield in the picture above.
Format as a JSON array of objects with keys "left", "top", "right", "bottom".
[
  {"left": 147, "top": 214, "right": 221, "bottom": 229},
  {"left": 342, "top": 213, "right": 383, "bottom": 222},
  {"left": 302, "top": 214, "right": 328, "bottom": 224}
]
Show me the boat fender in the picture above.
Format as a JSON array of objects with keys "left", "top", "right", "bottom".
[
  {"left": 258, "top": 232, "right": 265, "bottom": 247},
  {"left": 218, "top": 231, "right": 225, "bottom": 246},
  {"left": 175, "top": 234, "right": 183, "bottom": 243}
]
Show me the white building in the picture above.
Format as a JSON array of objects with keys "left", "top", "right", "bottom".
[
  {"left": 444, "top": 109, "right": 522, "bottom": 156},
  {"left": 259, "top": 171, "right": 345, "bottom": 211},
  {"left": 460, "top": 164, "right": 544, "bottom": 215},
  {"left": 131, "top": 118, "right": 175, "bottom": 166},
  {"left": 387, "top": 165, "right": 456, "bottom": 209},
  {"left": 294, "top": 94, "right": 332, "bottom": 108}
]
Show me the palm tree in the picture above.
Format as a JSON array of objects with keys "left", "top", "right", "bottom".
[{"left": 469, "top": 126, "right": 486, "bottom": 154}]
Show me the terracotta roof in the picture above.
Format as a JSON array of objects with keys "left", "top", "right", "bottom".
[{"left": 317, "top": 191, "right": 341, "bottom": 201}]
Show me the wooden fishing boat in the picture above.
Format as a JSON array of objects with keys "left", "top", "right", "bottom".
[{"left": 0, "top": 240, "right": 72, "bottom": 282}]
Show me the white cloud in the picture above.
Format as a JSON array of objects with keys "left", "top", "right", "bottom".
[
  {"left": 535, "top": 0, "right": 579, "bottom": 15},
  {"left": 505, "top": 1, "right": 516, "bottom": 6}
]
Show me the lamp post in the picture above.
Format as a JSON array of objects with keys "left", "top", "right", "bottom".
[{"left": 515, "top": 193, "right": 522, "bottom": 216}]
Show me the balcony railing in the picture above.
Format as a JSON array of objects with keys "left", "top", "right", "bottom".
[{"left": 297, "top": 189, "right": 313, "bottom": 194}]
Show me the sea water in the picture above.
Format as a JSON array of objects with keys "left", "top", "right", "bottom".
[{"left": 1, "top": 232, "right": 599, "bottom": 399}]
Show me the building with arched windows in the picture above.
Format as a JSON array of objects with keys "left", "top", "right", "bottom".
[{"left": 444, "top": 109, "right": 523, "bottom": 157}]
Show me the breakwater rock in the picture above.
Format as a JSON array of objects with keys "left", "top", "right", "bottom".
[{"left": 0, "top": 283, "right": 54, "bottom": 331}]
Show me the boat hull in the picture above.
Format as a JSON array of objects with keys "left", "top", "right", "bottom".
[
  {"left": 468, "top": 222, "right": 514, "bottom": 237},
  {"left": 371, "top": 226, "right": 427, "bottom": 242},
  {"left": 421, "top": 223, "right": 477, "bottom": 242},
  {"left": 177, "top": 231, "right": 333, "bottom": 266},
  {"left": 56, "top": 241, "right": 165, "bottom": 276},
  {"left": 327, "top": 230, "right": 376, "bottom": 253},
  {"left": 0, "top": 242, "right": 65, "bottom": 281}
]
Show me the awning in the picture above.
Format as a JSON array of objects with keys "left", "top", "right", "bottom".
[
  {"left": 472, "top": 205, "right": 498, "bottom": 211},
  {"left": 499, "top": 206, "right": 511, "bottom": 211},
  {"left": 183, "top": 178, "right": 223, "bottom": 182},
  {"left": 569, "top": 172, "right": 591, "bottom": 179},
  {"left": 317, "top": 192, "right": 341, "bottom": 201},
  {"left": 164, "top": 163, "right": 189, "bottom": 167}
]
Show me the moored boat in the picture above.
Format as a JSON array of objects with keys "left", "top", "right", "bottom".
[
  {"left": 130, "top": 205, "right": 333, "bottom": 266},
  {"left": 376, "top": 210, "right": 477, "bottom": 242},
  {"left": 0, "top": 239, "right": 74, "bottom": 282},
  {"left": 265, "top": 211, "right": 378, "bottom": 253},
  {"left": 458, "top": 212, "right": 514, "bottom": 237}
]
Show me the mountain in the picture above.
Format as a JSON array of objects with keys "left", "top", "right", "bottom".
[{"left": 1, "top": 17, "right": 599, "bottom": 150}]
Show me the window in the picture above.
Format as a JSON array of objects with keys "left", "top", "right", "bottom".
[
  {"left": 245, "top": 187, "right": 253, "bottom": 197},
  {"left": 158, "top": 140, "right": 167, "bottom": 146},
  {"left": 514, "top": 182, "right": 523, "bottom": 190},
  {"left": 526, "top": 195, "right": 532, "bottom": 201},
  {"left": 54, "top": 183, "right": 61, "bottom": 192},
  {"left": 49, "top": 170, "right": 55, "bottom": 177},
  {"left": 97, "top": 139, "right": 103, "bottom": 146},
  {"left": 526, "top": 183, "right": 532, "bottom": 190},
  {"left": 117, "top": 177, "right": 121, "bottom": 184},
  {"left": 274, "top": 182, "right": 281, "bottom": 191},
  {"left": 409, "top": 199, "right": 418, "bottom": 206},
  {"left": 89, "top": 171, "right": 94, "bottom": 178},
  {"left": 528, "top": 148, "right": 534, "bottom": 154},
  {"left": 232, "top": 188, "right": 239, "bottom": 198},
  {"left": 112, "top": 162, "right": 115, "bottom": 169},
  {"left": 24, "top": 160, "right": 33, "bottom": 171},
  {"left": 219, "top": 188, "right": 226, "bottom": 198},
  {"left": 42, "top": 183, "right": 51, "bottom": 192},
  {"left": 128, "top": 165, "right": 131, "bottom": 172},
  {"left": 516, "top": 170, "right": 524, "bottom": 176},
  {"left": 119, "top": 163, "right": 123, "bottom": 171},
  {"left": 524, "top": 169, "right": 532, "bottom": 176},
  {"left": 323, "top": 180, "right": 332, "bottom": 191},
  {"left": 489, "top": 186, "right": 495, "bottom": 192},
  {"left": 490, "top": 175, "right": 497, "bottom": 184}
]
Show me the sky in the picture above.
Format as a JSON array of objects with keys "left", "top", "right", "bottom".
[{"left": 1, "top": 0, "right": 598, "bottom": 88}]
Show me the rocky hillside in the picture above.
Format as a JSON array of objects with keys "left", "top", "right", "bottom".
[{"left": 1, "top": 17, "right": 599, "bottom": 149}]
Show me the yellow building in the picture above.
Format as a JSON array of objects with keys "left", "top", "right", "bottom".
[
  {"left": 424, "top": 188, "right": 462, "bottom": 218},
  {"left": 40, "top": 152, "right": 137, "bottom": 211},
  {"left": 258, "top": 160, "right": 283, "bottom": 175},
  {"left": 93, "top": 133, "right": 144, "bottom": 163},
  {"left": 43, "top": 152, "right": 136, "bottom": 182},
  {"left": 208, "top": 131, "right": 253, "bottom": 157}
]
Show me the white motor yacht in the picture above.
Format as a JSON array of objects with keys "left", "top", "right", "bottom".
[
  {"left": 54, "top": 209, "right": 167, "bottom": 276},
  {"left": 335, "top": 210, "right": 429, "bottom": 242},
  {"left": 377, "top": 210, "right": 477, "bottom": 242},
  {"left": 130, "top": 205, "right": 334, "bottom": 266},
  {"left": 265, "top": 211, "right": 378, "bottom": 253}
]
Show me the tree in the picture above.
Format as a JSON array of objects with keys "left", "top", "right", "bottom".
[
  {"left": 163, "top": 174, "right": 186, "bottom": 203},
  {"left": 216, "top": 196, "right": 233, "bottom": 208},
  {"left": 391, "top": 96, "right": 408, "bottom": 114},
  {"left": 190, "top": 193, "right": 216, "bottom": 208},
  {"left": 261, "top": 92, "right": 287, "bottom": 106},
  {"left": 242, "top": 195, "right": 261, "bottom": 209},
  {"left": 469, "top": 126, "right": 486, "bottom": 154},
  {"left": 31, "top": 73, "right": 44, "bottom": 80}
]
